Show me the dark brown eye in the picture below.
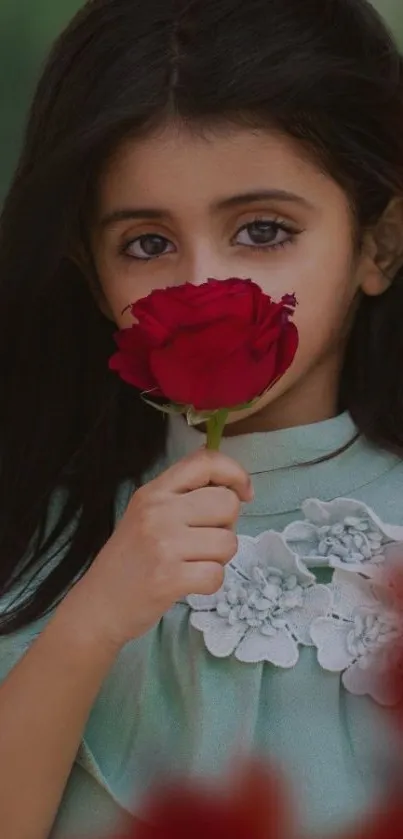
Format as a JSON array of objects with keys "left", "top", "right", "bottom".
[
  {"left": 124, "top": 234, "right": 175, "bottom": 260},
  {"left": 236, "top": 221, "right": 289, "bottom": 247}
]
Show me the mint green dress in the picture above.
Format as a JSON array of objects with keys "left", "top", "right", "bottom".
[{"left": 2, "top": 413, "right": 403, "bottom": 838}]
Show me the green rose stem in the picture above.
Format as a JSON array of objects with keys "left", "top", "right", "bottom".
[{"left": 206, "top": 409, "right": 229, "bottom": 451}]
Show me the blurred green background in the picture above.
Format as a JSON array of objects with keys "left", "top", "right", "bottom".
[{"left": 0, "top": 0, "right": 402, "bottom": 203}]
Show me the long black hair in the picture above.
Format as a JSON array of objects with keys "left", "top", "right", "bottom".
[{"left": 1, "top": 0, "right": 403, "bottom": 633}]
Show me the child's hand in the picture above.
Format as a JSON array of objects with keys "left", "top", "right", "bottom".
[{"left": 81, "top": 449, "right": 253, "bottom": 649}]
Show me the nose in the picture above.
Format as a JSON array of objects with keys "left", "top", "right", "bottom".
[
  {"left": 189, "top": 273, "right": 215, "bottom": 286},
  {"left": 174, "top": 235, "right": 246, "bottom": 287},
  {"left": 182, "top": 247, "right": 227, "bottom": 287}
]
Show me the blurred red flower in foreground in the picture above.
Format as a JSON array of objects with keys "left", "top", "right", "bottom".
[
  {"left": 111, "top": 781, "right": 403, "bottom": 839},
  {"left": 95, "top": 571, "right": 403, "bottom": 839},
  {"left": 122, "top": 761, "right": 290, "bottom": 839}
]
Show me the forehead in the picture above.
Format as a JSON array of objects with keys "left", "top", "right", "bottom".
[{"left": 96, "top": 119, "right": 343, "bottom": 214}]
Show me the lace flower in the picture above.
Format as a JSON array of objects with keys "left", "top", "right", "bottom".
[
  {"left": 187, "top": 532, "right": 331, "bottom": 666},
  {"left": 284, "top": 498, "right": 403, "bottom": 577},
  {"left": 310, "top": 567, "right": 403, "bottom": 705}
]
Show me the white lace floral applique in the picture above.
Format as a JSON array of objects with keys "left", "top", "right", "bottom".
[
  {"left": 310, "top": 559, "right": 403, "bottom": 706},
  {"left": 185, "top": 499, "right": 403, "bottom": 705},
  {"left": 283, "top": 497, "right": 403, "bottom": 577},
  {"left": 186, "top": 531, "right": 331, "bottom": 667}
]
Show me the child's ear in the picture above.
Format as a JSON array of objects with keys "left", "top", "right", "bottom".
[{"left": 359, "top": 196, "right": 403, "bottom": 296}]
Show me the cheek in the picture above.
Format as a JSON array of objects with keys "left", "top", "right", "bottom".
[
  {"left": 91, "top": 239, "right": 142, "bottom": 327},
  {"left": 231, "top": 256, "right": 357, "bottom": 420},
  {"left": 294, "top": 264, "right": 356, "bottom": 356},
  {"left": 95, "top": 254, "right": 178, "bottom": 328},
  {"left": 100, "top": 283, "right": 134, "bottom": 328},
  {"left": 95, "top": 263, "right": 148, "bottom": 328},
  {"left": 113, "top": 303, "right": 137, "bottom": 330},
  {"left": 280, "top": 222, "right": 357, "bottom": 358}
]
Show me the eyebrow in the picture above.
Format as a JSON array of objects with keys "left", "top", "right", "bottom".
[{"left": 99, "top": 189, "right": 313, "bottom": 228}]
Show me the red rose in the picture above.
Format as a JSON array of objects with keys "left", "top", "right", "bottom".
[
  {"left": 104, "top": 752, "right": 403, "bottom": 839},
  {"left": 109, "top": 279, "right": 298, "bottom": 411},
  {"left": 110, "top": 760, "right": 291, "bottom": 839}
]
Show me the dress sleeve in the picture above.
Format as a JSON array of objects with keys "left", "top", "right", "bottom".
[
  {"left": 0, "top": 489, "right": 77, "bottom": 682},
  {"left": 0, "top": 611, "right": 50, "bottom": 681},
  {"left": 0, "top": 480, "right": 136, "bottom": 685}
]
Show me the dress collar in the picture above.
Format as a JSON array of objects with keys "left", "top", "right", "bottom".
[{"left": 166, "top": 413, "right": 399, "bottom": 516}]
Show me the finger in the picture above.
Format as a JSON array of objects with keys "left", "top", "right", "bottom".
[
  {"left": 176, "top": 561, "right": 225, "bottom": 597},
  {"left": 157, "top": 448, "right": 253, "bottom": 503},
  {"left": 180, "top": 486, "right": 241, "bottom": 527},
  {"left": 181, "top": 527, "right": 238, "bottom": 563}
]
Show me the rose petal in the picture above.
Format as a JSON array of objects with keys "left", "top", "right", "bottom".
[
  {"left": 109, "top": 329, "right": 160, "bottom": 391},
  {"left": 150, "top": 320, "right": 255, "bottom": 408},
  {"left": 133, "top": 279, "right": 256, "bottom": 334},
  {"left": 274, "top": 322, "right": 299, "bottom": 380},
  {"left": 122, "top": 281, "right": 298, "bottom": 409},
  {"left": 132, "top": 286, "right": 199, "bottom": 331}
]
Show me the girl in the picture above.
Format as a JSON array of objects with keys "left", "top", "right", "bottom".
[{"left": 1, "top": 0, "right": 403, "bottom": 836}]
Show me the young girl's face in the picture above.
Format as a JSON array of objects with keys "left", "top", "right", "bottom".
[{"left": 91, "top": 121, "right": 385, "bottom": 432}]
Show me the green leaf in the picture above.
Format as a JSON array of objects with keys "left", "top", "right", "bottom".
[
  {"left": 142, "top": 396, "right": 186, "bottom": 416},
  {"left": 185, "top": 406, "right": 215, "bottom": 426}
]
